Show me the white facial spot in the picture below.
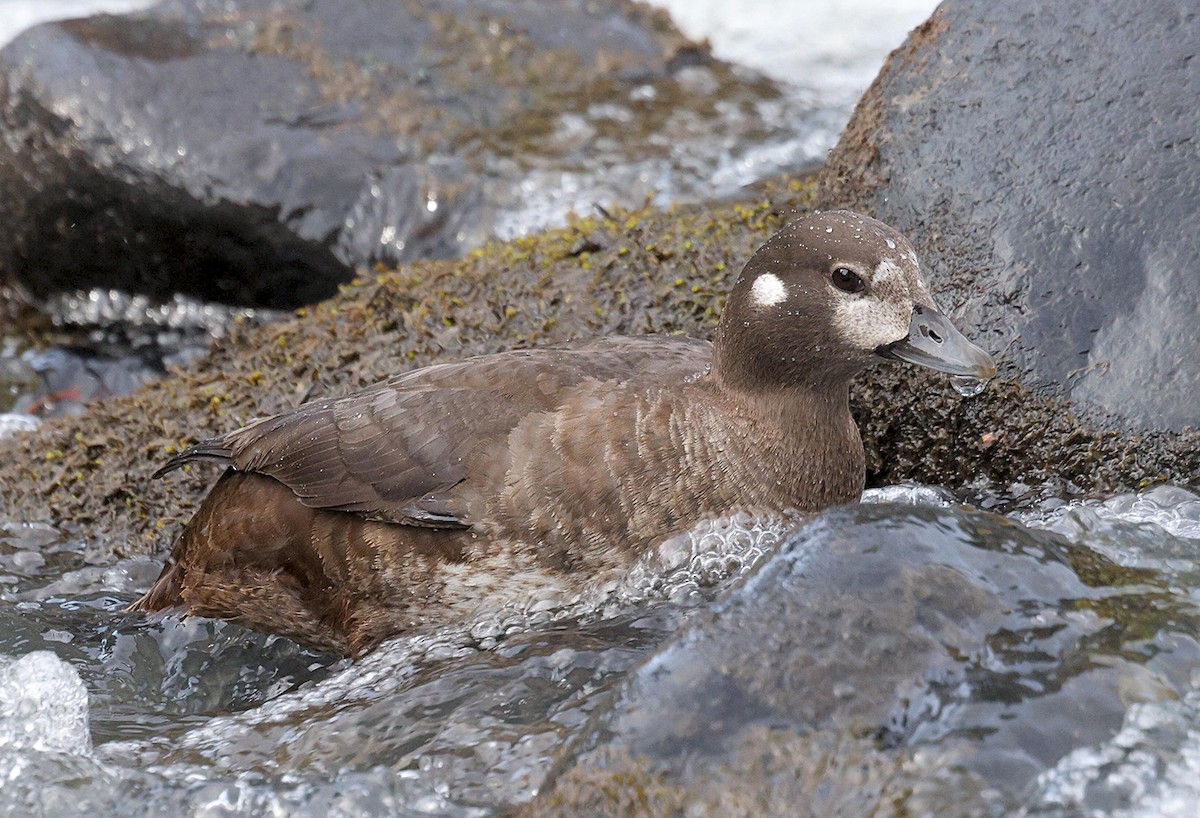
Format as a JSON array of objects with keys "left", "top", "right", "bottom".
[
  {"left": 833, "top": 297, "right": 912, "bottom": 351},
  {"left": 750, "top": 273, "right": 788, "bottom": 308},
  {"left": 885, "top": 238, "right": 896, "bottom": 250},
  {"left": 829, "top": 259, "right": 917, "bottom": 349}
]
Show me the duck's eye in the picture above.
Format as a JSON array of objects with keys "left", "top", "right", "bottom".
[{"left": 831, "top": 267, "right": 865, "bottom": 293}]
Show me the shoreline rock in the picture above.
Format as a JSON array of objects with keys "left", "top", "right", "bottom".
[
  {"left": 0, "top": 0, "right": 787, "bottom": 313},
  {"left": 819, "top": 0, "right": 1200, "bottom": 435}
]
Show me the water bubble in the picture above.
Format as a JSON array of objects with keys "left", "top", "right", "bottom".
[{"left": 950, "top": 375, "right": 988, "bottom": 397}]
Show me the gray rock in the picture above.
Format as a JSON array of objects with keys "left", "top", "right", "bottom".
[
  {"left": 820, "top": 0, "right": 1200, "bottom": 431},
  {"left": 537, "top": 503, "right": 1173, "bottom": 813},
  {"left": 0, "top": 0, "right": 779, "bottom": 309}
]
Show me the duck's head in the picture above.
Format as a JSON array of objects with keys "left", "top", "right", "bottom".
[{"left": 713, "top": 210, "right": 996, "bottom": 392}]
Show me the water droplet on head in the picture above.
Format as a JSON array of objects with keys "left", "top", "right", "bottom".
[{"left": 950, "top": 375, "right": 988, "bottom": 397}]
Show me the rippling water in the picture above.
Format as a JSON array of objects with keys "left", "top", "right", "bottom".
[{"left": 3, "top": 485, "right": 1200, "bottom": 815}]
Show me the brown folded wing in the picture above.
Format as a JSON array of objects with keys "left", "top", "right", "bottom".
[{"left": 155, "top": 337, "right": 711, "bottom": 529}]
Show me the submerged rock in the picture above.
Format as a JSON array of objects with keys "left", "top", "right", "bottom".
[
  {"left": 525, "top": 502, "right": 1200, "bottom": 816},
  {"left": 820, "top": 0, "right": 1200, "bottom": 433},
  {"left": 0, "top": 0, "right": 789, "bottom": 312}
]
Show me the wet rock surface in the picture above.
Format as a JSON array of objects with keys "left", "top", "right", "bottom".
[
  {"left": 0, "top": 284, "right": 274, "bottom": 430},
  {"left": 820, "top": 0, "right": 1200, "bottom": 433},
  {"left": 0, "top": 0, "right": 788, "bottom": 311},
  {"left": 524, "top": 502, "right": 1199, "bottom": 816}
]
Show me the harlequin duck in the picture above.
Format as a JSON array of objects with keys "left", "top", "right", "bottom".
[{"left": 130, "top": 211, "right": 996, "bottom": 654}]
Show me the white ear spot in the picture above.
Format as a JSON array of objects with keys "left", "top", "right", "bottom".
[{"left": 750, "top": 273, "right": 787, "bottom": 307}]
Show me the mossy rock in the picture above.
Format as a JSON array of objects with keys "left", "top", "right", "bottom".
[{"left": 1, "top": 177, "right": 1196, "bottom": 560}]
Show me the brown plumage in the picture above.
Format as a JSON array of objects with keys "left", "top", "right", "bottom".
[{"left": 130, "top": 211, "right": 996, "bottom": 654}]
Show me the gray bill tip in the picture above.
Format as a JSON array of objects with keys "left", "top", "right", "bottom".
[{"left": 876, "top": 304, "right": 997, "bottom": 379}]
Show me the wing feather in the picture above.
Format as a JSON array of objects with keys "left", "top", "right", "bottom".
[{"left": 156, "top": 337, "right": 711, "bottom": 529}]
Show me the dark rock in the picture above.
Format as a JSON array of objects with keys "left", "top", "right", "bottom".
[
  {"left": 14, "top": 347, "right": 163, "bottom": 417},
  {"left": 0, "top": 0, "right": 780, "bottom": 310},
  {"left": 526, "top": 502, "right": 1194, "bottom": 815},
  {"left": 820, "top": 0, "right": 1200, "bottom": 432}
]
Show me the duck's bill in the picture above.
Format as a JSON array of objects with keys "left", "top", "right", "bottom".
[{"left": 876, "top": 304, "right": 997, "bottom": 378}]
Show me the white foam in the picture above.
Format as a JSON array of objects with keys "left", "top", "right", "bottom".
[
  {"left": 1026, "top": 672, "right": 1200, "bottom": 817},
  {"left": 1020, "top": 485, "right": 1200, "bottom": 543},
  {"left": 644, "top": 0, "right": 937, "bottom": 106},
  {"left": 0, "top": 413, "right": 40, "bottom": 440},
  {"left": 633, "top": 510, "right": 789, "bottom": 600},
  {"left": 862, "top": 484, "right": 957, "bottom": 508},
  {"left": 0, "top": 0, "right": 158, "bottom": 49},
  {"left": 26, "top": 556, "right": 164, "bottom": 599},
  {"left": 0, "top": 651, "right": 91, "bottom": 755},
  {"left": 461, "top": 510, "right": 792, "bottom": 636},
  {"left": 1015, "top": 486, "right": 1200, "bottom": 582}
]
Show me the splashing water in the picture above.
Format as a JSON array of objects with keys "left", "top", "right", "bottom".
[
  {"left": 5, "top": 483, "right": 1200, "bottom": 814},
  {"left": 0, "top": 651, "right": 91, "bottom": 755},
  {"left": 1026, "top": 676, "right": 1200, "bottom": 818}
]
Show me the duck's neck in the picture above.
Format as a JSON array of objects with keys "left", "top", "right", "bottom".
[
  {"left": 704, "top": 375, "right": 866, "bottom": 512},
  {"left": 711, "top": 313, "right": 854, "bottom": 398}
]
